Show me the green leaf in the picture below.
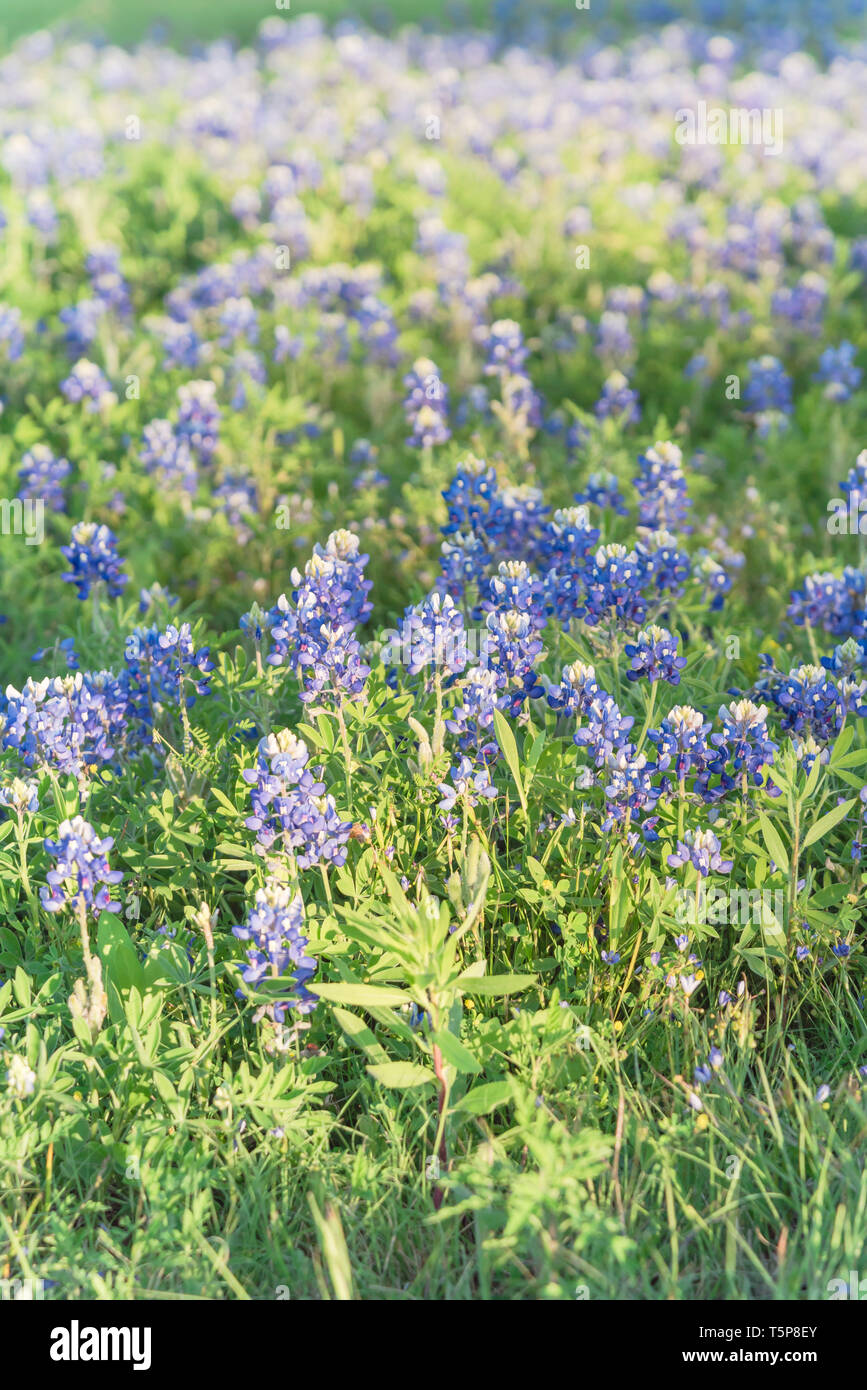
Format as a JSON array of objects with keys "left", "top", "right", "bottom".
[
  {"left": 493, "top": 708, "right": 527, "bottom": 813},
  {"left": 366, "top": 1061, "right": 436, "bottom": 1089},
  {"left": 802, "top": 797, "right": 857, "bottom": 849},
  {"left": 310, "top": 982, "right": 411, "bottom": 1007},
  {"left": 757, "top": 812, "right": 789, "bottom": 874},
  {"left": 96, "top": 912, "right": 145, "bottom": 996},
  {"left": 456, "top": 972, "right": 536, "bottom": 996},
  {"left": 12, "top": 967, "right": 31, "bottom": 1009},
  {"left": 430, "top": 1029, "right": 482, "bottom": 1074},
  {"left": 332, "top": 1007, "right": 388, "bottom": 1062},
  {"left": 452, "top": 1080, "right": 513, "bottom": 1115}
]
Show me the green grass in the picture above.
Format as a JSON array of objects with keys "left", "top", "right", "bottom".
[{"left": 0, "top": 0, "right": 497, "bottom": 48}]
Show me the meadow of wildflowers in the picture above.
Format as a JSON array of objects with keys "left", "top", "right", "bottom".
[{"left": 1, "top": 1, "right": 867, "bottom": 1308}]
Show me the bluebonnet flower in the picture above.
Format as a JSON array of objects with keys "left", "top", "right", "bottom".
[
  {"left": 442, "top": 455, "right": 498, "bottom": 537},
  {"left": 349, "top": 439, "right": 377, "bottom": 466},
  {"left": 40, "top": 816, "right": 123, "bottom": 917},
  {"left": 0, "top": 777, "right": 39, "bottom": 816},
  {"left": 635, "top": 529, "right": 692, "bottom": 598},
  {"left": 695, "top": 552, "right": 733, "bottom": 611},
  {"left": 219, "top": 295, "right": 259, "bottom": 347},
  {"left": 27, "top": 190, "right": 58, "bottom": 241},
  {"left": 788, "top": 567, "right": 867, "bottom": 641},
  {"left": 705, "top": 699, "right": 777, "bottom": 793},
  {"left": 838, "top": 449, "right": 867, "bottom": 516},
  {"left": 439, "top": 532, "right": 488, "bottom": 603},
  {"left": 160, "top": 318, "right": 203, "bottom": 370},
  {"left": 484, "top": 560, "right": 546, "bottom": 628},
  {"left": 139, "top": 418, "right": 197, "bottom": 493},
  {"left": 294, "top": 621, "right": 370, "bottom": 709},
  {"left": 58, "top": 299, "right": 105, "bottom": 354},
  {"left": 565, "top": 420, "right": 590, "bottom": 456},
  {"left": 791, "top": 734, "right": 828, "bottom": 775},
  {"left": 176, "top": 380, "right": 220, "bottom": 462},
  {"left": 400, "top": 591, "right": 468, "bottom": 678},
  {"left": 771, "top": 273, "right": 827, "bottom": 332},
  {"left": 574, "top": 693, "right": 634, "bottom": 767},
  {"left": 744, "top": 356, "right": 792, "bottom": 433},
  {"left": 684, "top": 352, "right": 710, "bottom": 382},
  {"left": 602, "top": 746, "right": 660, "bottom": 828},
  {"left": 832, "top": 941, "right": 851, "bottom": 959},
  {"left": 242, "top": 729, "right": 352, "bottom": 869},
  {"left": 215, "top": 471, "right": 258, "bottom": 537},
  {"left": 773, "top": 662, "right": 843, "bottom": 741},
  {"left": 582, "top": 543, "right": 647, "bottom": 627},
  {"left": 667, "top": 828, "right": 733, "bottom": 876},
  {"left": 138, "top": 582, "right": 179, "bottom": 615},
  {"left": 403, "top": 357, "right": 450, "bottom": 448},
  {"left": 0, "top": 304, "right": 24, "bottom": 360},
  {"left": 3, "top": 672, "right": 130, "bottom": 782},
  {"left": 6, "top": 1054, "right": 36, "bottom": 1099},
  {"left": 124, "top": 622, "right": 214, "bottom": 729},
  {"left": 634, "top": 441, "right": 691, "bottom": 532},
  {"left": 648, "top": 705, "right": 713, "bottom": 785},
  {"left": 437, "top": 756, "right": 498, "bottom": 815},
  {"left": 232, "top": 879, "right": 317, "bottom": 1020},
  {"left": 476, "top": 319, "right": 528, "bottom": 378},
  {"left": 61, "top": 523, "right": 127, "bottom": 600},
  {"left": 31, "top": 636, "right": 78, "bottom": 670},
  {"left": 485, "top": 484, "right": 548, "bottom": 561},
  {"left": 493, "top": 371, "right": 544, "bottom": 437},
  {"left": 594, "top": 370, "right": 640, "bottom": 423},
  {"left": 60, "top": 359, "right": 117, "bottom": 412},
  {"left": 624, "top": 625, "right": 687, "bottom": 685},
  {"left": 226, "top": 349, "right": 266, "bottom": 411},
  {"left": 18, "top": 444, "right": 70, "bottom": 512},
  {"left": 849, "top": 786, "right": 867, "bottom": 860},
  {"left": 837, "top": 675, "right": 867, "bottom": 720},
  {"left": 86, "top": 243, "right": 131, "bottom": 316},
  {"left": 597, "top": 309, "right": 635, "bottom": 366},
  {"left": 822, "top": 638, "right": 866, "bottom": 679},
  {"left": 356, "top": 294, "right": 400, "bottom": 366},
  {"left": 268, "top": 531, "right": 373, "bottom": 690},
  {"left": 814, "top": 341, "right": 862, "bottom": 401},
  {"left": 445, "top": 667, "right": 501, "bottom": 762},
  {"left": 484, "top": 608, "right": 544, "bottom": 715},
  {"left": 575, "top": 470, "right": 628, "bottom": 516},
  {"left": 547, "top": 660, "right": 599, "bottom": 717},
  {"left": 538, "top": 507, "right": 599, "bottom": 624}
]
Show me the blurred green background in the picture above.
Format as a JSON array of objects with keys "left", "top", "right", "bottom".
[{"left": 0, "top": 0, "right": 501, "bottom": 47}]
